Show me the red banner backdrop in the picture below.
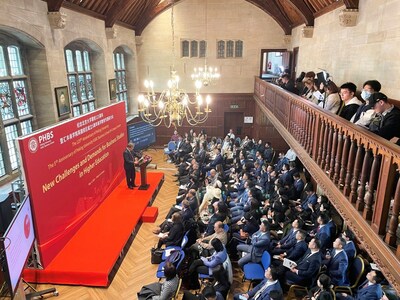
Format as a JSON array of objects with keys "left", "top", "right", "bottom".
[{"left": 18, "top": 103, "right": 126, "bottom": 267}]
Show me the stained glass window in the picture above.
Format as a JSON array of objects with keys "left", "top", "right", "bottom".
[
  {"left": 113, "top": 49, "right": 129, "bottom": 113},
  {"left": 217, "top": 41, "right": 225, "bottom": 58},
  {"left": 65, "top": 43, "right": 95, "bottom": 116},
  {"left": 190, "top": 41, "right": 198, "bottom": 57},
  {"left": 226, "top": 40, "right": 234, "bottom": 58},
  {"left": 217, "top": 40, "right": 243, "bottom": 59},
  {"left": 199, "top": 41, "right": 206, "bottom": 58},
  {"left": 0, "top": 41, "right": 34, "bottom": 176},
  {"left": 181, "top": 40, "right": 189, "bottom": 57},
  {"left": 235, "top": 40, "right": 243, "bottom": 57}
]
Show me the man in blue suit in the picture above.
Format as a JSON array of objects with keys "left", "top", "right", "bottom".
[
  {"left": 203, "top": 148, "right": 223, "bottom": 173},
  {"left": 293, "top": 172, "right": 304, "bottom": 199},
  {"left": 336, "top": 270, "right": 383, "bottom": 300},
  {"left": 323, "top": 237, "right": 349, "bottom": 286},
  {"left": 342, "top": 229, "right": 357, "bottom": 261},
  {"left": 234, "top": 267, "right": 282, "bottom": 300},
  {"left": 310, "top": 213, "right": 332, "bottom": 251},
  {"left": 271, "top": 219, "right": 304, "bottom": 255},
  {"left": 283, "top": 230, "right": 308, "bottom": 261},
  {"left": 285, "top": 238, "right": 322, "bottom": 285},
  {"left": 300, "top": 186, "right": 318, "bottom": 211},
  {"left": 237, "top": 220, "right": 271, "bottom": 269}
]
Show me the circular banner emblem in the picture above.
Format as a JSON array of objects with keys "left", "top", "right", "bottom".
[{"left": 28, "top": 137, "right": 38, "bottom": 153}]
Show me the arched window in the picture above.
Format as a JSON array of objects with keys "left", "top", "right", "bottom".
[
  {"left": 181, "top": 40, "right": 190, "bottom": 57},
  {"left": 226, "top": 40, "right": 234, "bottom": 58},
  {"left": 235, "top": 40, "right": 243, "bottom": 58},
  {"left": 217, "top": 40, "right": 225, "bottom": 58},
  {"left": 190, "top": 41, "right": 198, "bottom": 57},
  {"left": 65, "top": 43, "right": 95, "bottom": 117},
  {"left": 113, "top": 49, "right": 128, "bottom": 113},
  {"left": 0, "top": 38, "right": 34, "bottom": 176},
  {"left": 199, "top": 41, "right": 207, "bottom": 58}
]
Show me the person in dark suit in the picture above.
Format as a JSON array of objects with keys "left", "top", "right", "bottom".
[
  {"left": 336, "top": 270, "right": 383, "bottom": 300},
  {"left": 123, "top": 142, "right": 140, "bottom": 189},
  {"left": 368, "top": 92, "right": 400, "bottom": 141},
  {"left": 310, "top": 213, "right": 332, "bottom": 251},
  {"left": 204, "top": 148, "right": 223, "bottom": 173},
  {"left": 273, "top": 229, "right": 308, "bottom": 265},
  {"left": 308, "top": 274, "right": 334, "bottom": 300},
  {"left": 280, "top": 74, "right": 299, "bottom": 95},
  {"left": 271, "top": 219, "right": 304, "bottom": 255},
  {"left": 293, "top": 172, "right": 305, "bottom": 199},
  {"left": 323, "top": 237, "right": 349, "bottom": 286},
  {"left": 342, "top": 229, "right": 357, "bottom": 262},
  {"left": 285, "top": 238, "right": 322, "bottom": 285},
  {"left": 234, "top": 267, "right": 282, "bottom": 300},
  {"left": 157, "top": 212, "right": 184, "bottom": 248}
]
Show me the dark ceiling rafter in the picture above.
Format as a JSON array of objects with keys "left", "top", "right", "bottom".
[
  {"left": 47, "top": 0, "right": 64, "bottom": 12},
  {"left": 105, "top": 0, "right": 133, "bottom": 28},
  {"left": 343, "top": 0, "right": 359, "bottom": 9},
  {"left": 246, "top": 0, "right": 292, "bottom": 35},
  {"left": 287, "top": 0, "right": 314, "bottom": 26},
  {"left": 135, "top": 0, "right": 176, "bottom": 36}
]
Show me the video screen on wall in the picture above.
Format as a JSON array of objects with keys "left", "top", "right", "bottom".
[
  {"left": 2, "top": 195, "right": 35, "bottom": 297},
  {"left": 127, "top": 121, "right": 156, "bottom": 150}
]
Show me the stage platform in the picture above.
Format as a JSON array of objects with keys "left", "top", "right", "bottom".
[{"left": 23, "top": 172, "right": 164, "bottom": 286}]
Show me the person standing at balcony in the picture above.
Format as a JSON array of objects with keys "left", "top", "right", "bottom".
[
  {"left": 351, "top": 80, "right": 381, "bottom": 126},
  {"left": 338, "top": 82, "right": 363, "bottom": 121},
  {"left": 369, "top": 92, "right": 400, "bottom": 141},
  {"left": 280, "top": 74, "right": 299, "bottom": 95}
]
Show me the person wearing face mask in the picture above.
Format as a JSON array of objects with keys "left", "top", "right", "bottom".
[{"left": 351, "top": 80, "right": 382, "bottom": 126}]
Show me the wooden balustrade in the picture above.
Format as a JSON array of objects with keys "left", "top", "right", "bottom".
[{"left": 254, "top": 77, "right": 400, "bottom": 294}]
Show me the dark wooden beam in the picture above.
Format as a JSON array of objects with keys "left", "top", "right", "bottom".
[
  {"left": 47, "top": 0, "right": 64, "bottom": 12},
  {"left": 62, "top": 1, "right": 105, "bottom": 20},
  {"left": 246, "top": 0, "right": 292, "bottom": 35},
  {"left": 105, "top": 0, "right": 132, "bottom": 28},
  {"left": 314, "top": 0, "right": 344, "bottom": 18},
  {"left": 343, "top": 0, "right": 359, "bottom": 9},
  {"left": 287, "top": 0, "right": 314, "bottom": 26}
]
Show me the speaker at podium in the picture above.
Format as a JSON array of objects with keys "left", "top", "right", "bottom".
[{"left": 138, "top": 155, "right": 152, "bottom": 190}]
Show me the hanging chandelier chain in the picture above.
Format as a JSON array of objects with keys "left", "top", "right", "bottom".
[{"left": 171, "top": 0, "right": 175, "bottom": 70}]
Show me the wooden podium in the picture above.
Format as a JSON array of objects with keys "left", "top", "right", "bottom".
[{"left": 138, "top": 155, "right": 152, "bottom": 190}]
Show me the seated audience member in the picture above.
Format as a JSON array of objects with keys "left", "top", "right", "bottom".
[
  {"left": 280, "top": 74, "right": 299, "bottom": 94},
  {"left": 307, "top": 274, "right": 334, "bottom": 300},
  {"left": 272, "top": 219, "right": 304, "bottom": 255},
  {"left": 212, "top": 264, "right": 232, "bottom": 300},
  {"left": 237, "top": 220, "right": 270, "bottom": 269},
  {"left": 157, "top": 212, "right": 184, "bottom": 248},
  {"left": 351, "top": 80, "right": 382, "bottom": 126},
  {"left": 285, "top": 148, "right": 297, "bottom": 162},
  {"left": 322, "top": 80, "right": 341, "bottom": 114},
  {"left": 279, "top": 229, "right": 308, "bottom": 261},
  {"left": 138, "top": 262, "right": 179, "bottom": 300},
  {"left": 171, "top": 130, "right": 180, "bottom": 142},
  {"left": 188, "top": 238, "right": 227, "bottom": 277},
  {"left": 310, "top": 213, "right": 332, "bottom": 251},
  {"left": 190, "top": 221, "right": 227, "bottom": 259},
  {"left": 234, "top": 267, "right": 282, "bottom": 300},
  {"left": 285, "top": 238, "right": 322, "bottom": 285},
  {"left": 183, "top": 285, "right": 219, "bottom": 300},
  {"left": 339, "top": 82, "right": 363, "bottom": 121},
  {"left": 336, "top": 270, "right": 384, "bottom": 300},
  {"left": 264, "top": 141, "right": 274, "bottom": 163},
  {"left": 302, "top": 78, "right": 317, "bottom": 103},
  {"left": 369, "top": 92, "right": 400, "bottom": 141},
  {"left": 342, "top": 229, "right": 357, "bottom": 262},
  {"left": 269, "top": 290, "right": 284, "bottom": 300},
  {"left": 323, "top": 237, "right": 349, "bottom": 286},
  {"left": 203, "top": 201, "right": 229, "bottom": 237}
]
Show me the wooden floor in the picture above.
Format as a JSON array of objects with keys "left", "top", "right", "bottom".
[{"left": 17, "top": 149, "right": 248, "bottom": 300}]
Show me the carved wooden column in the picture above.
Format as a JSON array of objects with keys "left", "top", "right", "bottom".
[
  {"left": 325, "top": 126, "right": 334, "bottom": 172},
  {"left": 349, "top": 141, "right": 364, "bottom": 201},
  {"left": 385, "top": 174, "right": 400, "bottom": 247},
  {"left": 317, "top": 119, "right": 325, "bottom": 166},
  {"left": 333, "top": 131, "right": 344, "bottom": 184},
  {"left": 329, "top": 127, "right": 339, "bottom": 178},
  {"left": 308, "top": 113, "right": 315, "bottom": 155},
  {"left": 356, "top": 149, "right": 371, "bottom": 211},
  {"left": 339, "top": 135, "right": 351, "bottom": 188},
  {"left": 302, "top": 109, "right": 309, "bottom": 147},
  {"left": 363, "top": 153, "right": 381, "bottom": 220},
  {"left": 312, "top": 116, "right": 321, "bottom": 160},
  {"left": 372, "top": 156, "right": 397, "bottom": 235}
]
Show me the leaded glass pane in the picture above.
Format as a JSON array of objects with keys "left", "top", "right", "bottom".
[
  {"left": 82, "top": 103, "right": 88, "bottom": 114},
  {"left": 76, "top": 50, "right": 83, "bottom": 72},
  {"left": 0, "top": 81, "right": 14, "bottom": 120},
  {"left": 235, "top": 40, "right": 243, "bottom": 57},
  {"left": 21, "top": 120, "right": 32, "bottom": 136},
  {"left": 116, "top": 53, "right": 121, "bottom": 70},
  {"left": 120, "top": 53, "right": 125, "bottom": 69},
  {"left": 0, "top": 47, "right": 7, "bottom": 77},
  {"left": 83, "top": 51, "right": 91, "bottom": 71},
  {"left": 113, "top": 53, "right": 117, "bottom": 70},
  {"left": 121, "top": 71, "right": 126, "bottom": 90},
  {"left": 88, "top": 101, "right": 95, "bottom": 111},
  {"left": 0, "top": 145, "right": 5, "bottom": 177},
  {"left": 226, "top": 40, "right": 234, "bottom": 58},
  {"left": 199, "top": 41, "right": 206, "bottom": 58},
  {"left": 8, "top": 46, "right": 23, "bottom": 76},
  {"left": 86, "top": 74, "right": 94, "bottom": 99},
  {"left": 217, "top": 41, "right": 225, "bottom": 58},
  {"left": 4, "top": 124, "right": 18, "bottom": 170},
  {"left": 115, "top": 71, "right": 121, "bottom": 92},
  {"left": 182, "top": 40, "right": 189, "bottom": 57},
  {"left": 190, "top": 41, "right": 198, "bottom": 57},
  {"left": 78, "top": 74, "right": 87, "bottom": 100},
  {"left": 66, "top": 49, "right": 75, "bottom": 72},
  {"left": 13, "top": 80, "right": 29, "bottom": 116},
  {"left": 72, "top": 105, "right": 80, "bottom": 117},
  {"left": 68, "top": 75, "right": 78, "bottom": 103}
]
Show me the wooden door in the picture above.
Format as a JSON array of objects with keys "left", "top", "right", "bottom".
[{"left": 224, "top": 112, "right": 244, "bottom": 138}]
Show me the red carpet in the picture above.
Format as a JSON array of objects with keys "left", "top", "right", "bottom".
[{"left": 24, "top": 172, "right": 164, "bottom": 286}]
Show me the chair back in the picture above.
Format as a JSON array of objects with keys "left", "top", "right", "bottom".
[
  {"left": 329, "top": 288, "right": 336, "bottom": 300},
  {"left": 261, "top": 251, "right": 271, "bottom": 270},
  {"left": 168, "top": 141, "right": 176, "bottom": 151},
  {"left": 223, "top": 255, "right": 233, "bottom": 284},
  {"left": 349, "top": 255, "right": 365, "bottom": 289},
  {"left": 181, "top": 230, "right": 190, "bottom": 249},
  {"left": 171, "top": 278, "right": 182, "bottom": 300}
]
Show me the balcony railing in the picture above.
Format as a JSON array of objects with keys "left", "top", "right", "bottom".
[{"left": 254, "top": 77, "right": 400, "bottom": 293}]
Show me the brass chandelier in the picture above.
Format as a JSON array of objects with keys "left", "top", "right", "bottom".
[{"left": 138, "top": 0, "right": 211, "bottom": 128}]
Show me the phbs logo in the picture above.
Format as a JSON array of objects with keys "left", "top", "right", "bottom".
[
  {"left": 24, "top": 214, "right": 31, "bottom": 238},
  {"left": 28, "top": 137, "right": 38, "bottom": 153}
]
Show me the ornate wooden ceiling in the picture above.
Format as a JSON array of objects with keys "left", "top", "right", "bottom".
[{"left": 45, "top": 0, "right": 359, "bottom": 35}]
